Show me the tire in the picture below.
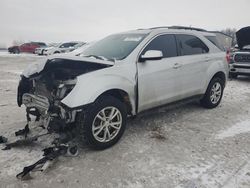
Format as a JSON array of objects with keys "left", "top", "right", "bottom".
[
  {"left": 14, "top": 48, "right": 20, "bottom": 54},
  {"left": 229, "top": 72, "right": 238, "bottom": 79},
  {"left": 41, "top": 49, "right": 44, "bottom": 55},
  {"left": 54, "top": 51, "right": 60, "bottom": 54},
  {"left": 77, "top": 96, "right": 127, "bottom": 150},
  {"left": 200, "top": 77, "right": 224, "bottom": 109}
]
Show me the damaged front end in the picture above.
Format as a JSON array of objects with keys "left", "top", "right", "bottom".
[{"left": 17, "top": 57, "right": 112, "bottom": 133}]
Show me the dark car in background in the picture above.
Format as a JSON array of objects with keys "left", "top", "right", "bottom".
[
  {"left": 229, "top": 26, "right": 250, "bottom": 78},
  {"left": 8, "top": 45, "right": 20, "bottom": 54}
]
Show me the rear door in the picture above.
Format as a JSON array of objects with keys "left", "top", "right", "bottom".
[
  {"left": 20, "top": 43, "right": 28, "bottom": 52},
  {"left": 137, "top": 34, "right": 182, "bottom": 112},
  {"left": 175, "top": 34, "right": 210, "bottom": 97},
  {"left": 26, "top": 43, "right": 33, "bottom": 53}
]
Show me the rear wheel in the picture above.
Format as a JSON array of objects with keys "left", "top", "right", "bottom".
[
  {"left": 77, "top": 96, "right": 127, "bottom": 150},
  {"left": 14, "top": 48, "right": 20, "bottom": 54},
  {"left": 200, "top": 77, "right": 224, "bottom": 109}
]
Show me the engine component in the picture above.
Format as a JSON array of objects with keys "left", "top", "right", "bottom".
[
  {"left": 22, "top": 93, "right": 50, "bottom": 114},
  {"left": 15, "top": 124, "right": 30, "bottom": 137}
]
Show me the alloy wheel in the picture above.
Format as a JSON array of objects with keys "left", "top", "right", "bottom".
[
  {"left": 210, "top": 82, "right": 222, "bottom": 104},
  {"left": 92, "top": 107, "right": 122, "bottom": 143}
]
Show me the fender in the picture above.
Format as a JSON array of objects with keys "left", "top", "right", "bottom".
[
  {"left": 61, "top": 73, "right": 136, "bottom": 114},
  {"left": 202, "top": 54, "right": 228, "bottom": 93}
]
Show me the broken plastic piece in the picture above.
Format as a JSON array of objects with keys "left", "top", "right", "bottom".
[
  {"left": 2, "top": 133, "right": 49, "bottom": 150},
  {"left": 2, "top": 145, "right": 11, "bottom": 150},
  {"left": 0, "top": 136, "right": 7, "bottom": 144},
  {"left": 16, "top": 144, "right": 69, "bottom": 179},
  {"left": 15, "top": 124, "right": 30, "bottom": 137}
]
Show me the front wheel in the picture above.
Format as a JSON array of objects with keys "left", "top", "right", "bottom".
[
  {"left": 77, "top": 96, "right": 127, "bottom": 150},
  {"left": 14, "top": 48, "right": 20, "bottom": 54},
  {"left": 200, "top": 77, "right": 224, "bottom": 109}
]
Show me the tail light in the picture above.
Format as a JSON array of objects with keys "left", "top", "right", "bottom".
[{"left": 226, "top": 50, "right": 231, "bottom": 64}]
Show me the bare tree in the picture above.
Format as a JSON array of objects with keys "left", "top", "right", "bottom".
[
  {"left": 12, "top": 40, "right": 25, "bottom": 46},
  {"left": 221, "top": 28, "right": 237, "bottom": 45}
]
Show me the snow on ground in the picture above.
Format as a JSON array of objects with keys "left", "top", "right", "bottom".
[
  {"left": 0, "top": 54, "right": 250, "bottom": 188},
  {"left": 217, "top": 120, "right": 250, "bottom": 139}
]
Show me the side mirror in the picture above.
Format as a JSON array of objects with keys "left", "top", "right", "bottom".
[{"left": 139, "top": 50, "right": 163, "bottom": 62}]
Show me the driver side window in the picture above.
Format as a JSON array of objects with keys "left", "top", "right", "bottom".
[{"left": 142, "top": 34, "right": 178, "bottom": 58}]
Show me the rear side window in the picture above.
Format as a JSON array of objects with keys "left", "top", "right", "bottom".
[
  {"left": 69, "top": 43, "right": 77, "bottom": 47},
  {"left": 142, "top": 34, "right": 178, "bottom": 58},
  {"left": 60, "top": 43, "right": 74, "bottom": 48},
  {"left": 37, "top": 42, "right": 46, "bottom": 46},
  {"left": 177, "top": 35, "right": 209, "bottom": 56},
  {"left": 205, "top": 36, "right": 224, "bottom": 51}
]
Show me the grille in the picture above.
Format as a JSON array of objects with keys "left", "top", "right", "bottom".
[{"left": 234, "top": 53, "right": 250, "bottom": 63}]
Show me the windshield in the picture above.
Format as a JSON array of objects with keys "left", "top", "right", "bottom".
[
  {"left": 82, "top": 33, "right": 147, "bottom": 60},
  {"left": 74, "top": 42, "right": 86, "bottom": 48}
]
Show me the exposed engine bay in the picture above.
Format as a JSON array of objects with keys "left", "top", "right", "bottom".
[
  {"left": 0, "top": 58, "right": 112, "bottom": 179},
  {"left": 17, "top": 58, "right": 111, "bottom": 132}
]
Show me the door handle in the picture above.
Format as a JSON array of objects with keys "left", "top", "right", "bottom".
[
  {"left": 205, "top": 57, "right": 211, "bottom": 62},
  {"left": 173, "top": 63, "right": 182, "bottom": 69}
]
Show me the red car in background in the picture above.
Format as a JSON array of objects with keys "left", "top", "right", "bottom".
[
  {"left": 19, "top": 42, "right": 47, "bottom": 53},
  {"left": 8, "top": 42, "right": 47, "bottom": 54}
]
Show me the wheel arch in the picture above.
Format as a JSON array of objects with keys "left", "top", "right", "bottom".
[
  {"left": 211, "top": 71, "right": 226, "bottom": 87},
  {"left": 202, "top": 70, "right": 227, "bottom": 95},
  {"left": 61, "top": 75, "right": 137, "bottom": 115},
  {"left": 96, "top": 89, "right": 133, "bottom": 115}
]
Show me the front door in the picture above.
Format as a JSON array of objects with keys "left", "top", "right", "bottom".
[{"left": 137, "top": 34, "right": 181, "bottom": 112}]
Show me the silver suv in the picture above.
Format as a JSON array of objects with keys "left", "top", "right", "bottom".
[{"left": 18, "top": 27, "right": 229, "bottom": 149}]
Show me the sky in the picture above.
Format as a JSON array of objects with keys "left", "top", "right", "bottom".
[{"left": 0, "top": 0, "right": 249, "bottom": 47}]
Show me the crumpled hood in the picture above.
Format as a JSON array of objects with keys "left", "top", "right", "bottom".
[
  {"left": 236, "top": 26, "right": 250, "bottom": 49},
  {"left": 22, "top": 55, "right": 114, "bottom": 78}
]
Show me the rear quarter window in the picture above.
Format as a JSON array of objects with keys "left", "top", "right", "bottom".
[
  {"left": 205, "top": 36, "right": 224, "bottom": 51},
  {"left": 176, "top": 34, "right": 209, "bottom": 56}
]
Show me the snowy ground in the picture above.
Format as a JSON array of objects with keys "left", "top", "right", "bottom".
[{"left": 0, "top": 52, "right": 250, "bottom": 188}]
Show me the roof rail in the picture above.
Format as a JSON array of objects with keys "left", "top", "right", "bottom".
[
  {"left": 148, "top": 26, "right": 207, "bottom": 32},
  {"left": 149, "top": 26, "right": 171, "bottom": 30}
]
